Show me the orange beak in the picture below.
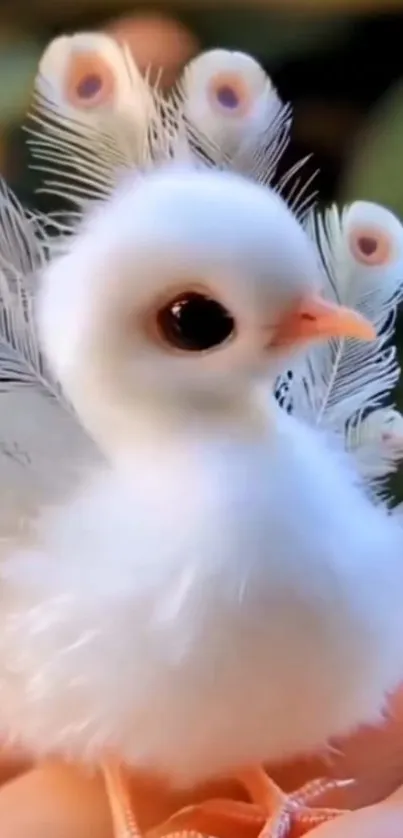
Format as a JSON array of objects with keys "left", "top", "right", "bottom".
[{"left": 271, "top": 294, "right": 376, "bottom": 349}]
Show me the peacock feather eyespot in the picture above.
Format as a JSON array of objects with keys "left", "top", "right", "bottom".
[
  {"left": 65, "top": 51, "right": 116, "bottom": 109},
  {"left": 348, "top": 226, "right": 394, "bottom": 267},
  {"left": 207, "top": 72, "right": 251, "bottom": 117}
]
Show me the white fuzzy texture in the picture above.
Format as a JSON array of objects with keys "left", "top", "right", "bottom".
[
  {"left": 0, "top": 181, "right": 101, "bottom": 534},
  {"left": 36, "top": 166, "right": 321, "bottom": 462},
  {"left": 1, "top": 166, "right": 403, "bottom": 788},
  {"left": 1, "top": 412, "right": 403, "bottom": 787}
]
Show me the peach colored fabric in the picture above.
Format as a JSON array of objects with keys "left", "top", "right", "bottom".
[
  {"left": 0, "top": 687, "right": 402, "bottom": 836},
  {"left": 0, "top": 761, "right": 112, "bottom": 838}
]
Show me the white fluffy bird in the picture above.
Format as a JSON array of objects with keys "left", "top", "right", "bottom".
[
  {"left": 1, "top": 165, "right": 403, "bottom": 804},
  {"left": 0, "top": 41, "right": 403, "bottom": 837},
  {"left": 26, "top": 36, "right": 403, "bottom": 493}
]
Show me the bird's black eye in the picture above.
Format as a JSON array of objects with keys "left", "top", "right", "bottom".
[{"left": 156, "top": 291, "right": 236, "bottom": 352}]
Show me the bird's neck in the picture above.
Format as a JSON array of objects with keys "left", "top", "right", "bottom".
[{"left": 68, "top": 376, "right": 274, "bottom": 464}]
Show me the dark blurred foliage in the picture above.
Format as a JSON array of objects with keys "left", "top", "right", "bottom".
[{"left": 1, "top": 2, "right": 403, "bottom": 492}]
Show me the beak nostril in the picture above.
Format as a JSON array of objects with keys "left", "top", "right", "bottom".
[{"left": 271, "top": 295, "right": 375, "bottom": 348}]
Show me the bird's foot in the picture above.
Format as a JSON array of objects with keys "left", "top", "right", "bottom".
[
  {"left": 236, "top": 767, "right": 348, "bottom": 837},
  {"left": 103, "top": 760, "right": 349, "bottom": 838},
  {"left": 103, "top": 758, "right": 141, "bottom": 837}
]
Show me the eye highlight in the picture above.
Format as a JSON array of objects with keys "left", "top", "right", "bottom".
[{"left": 156, "top": 291, "right": 236, "bottom": 352}]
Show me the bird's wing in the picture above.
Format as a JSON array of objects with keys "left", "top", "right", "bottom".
[
  {"left": 277, "top": 200, "right": 403, "bottom": 491},
  {"left": 0, "top": 179, "right": 102, "bottom": 539},
  {"left": 28, "top": 39, "right": 316, "bottom": 221}
]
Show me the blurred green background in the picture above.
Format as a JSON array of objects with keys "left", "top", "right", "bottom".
[{"left": 1, "top": 0, "right": 403, "bottom": 492}]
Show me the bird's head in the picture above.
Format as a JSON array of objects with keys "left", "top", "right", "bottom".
[{"left": 37, "top": 166, "right": 374, "bottom": 446}]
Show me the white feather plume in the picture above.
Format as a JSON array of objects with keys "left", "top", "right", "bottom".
[
  {"left": 0, "top": 180, "right": 101, "bottom": 538},
  {"left": 173, "top": 49, "right": 315, "bottom": 217},
  {"left": 28, "top": 40, "right": 315, "bottom": 221},
  {"left": 178, "top": 50, "right": 288, "bottom": 167},
  {"left": 278, "top": 200, "right": 403, "bottom": 436},
  {"left": 28, "top": 32, "right": 157, "bottom": 208},
  {"left": 346, "top": 407, "right": 403, "bottom": 483}
]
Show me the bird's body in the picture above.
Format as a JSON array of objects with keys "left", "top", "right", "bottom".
[
  {"left": 1, "top": 380, "right": 403, "bottom": 788},
  {"left": 0, "top": 160, "right": 401, "bottom": 802},
  {"left": 0, "top": 39, "right": 400, "bottom": 837}
]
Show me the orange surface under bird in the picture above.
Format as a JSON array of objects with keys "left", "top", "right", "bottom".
[{"left": 0, "top": 686, "right": 403, "bottom": 837}]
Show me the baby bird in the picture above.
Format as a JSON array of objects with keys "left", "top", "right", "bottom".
[{"left": 1, "top": 166, "right": 403, "bottom": 801}]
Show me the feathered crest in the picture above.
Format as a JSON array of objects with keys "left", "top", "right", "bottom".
[
  {"left": 277, "top": 200, "right": 403, "bottom": 491},
  {"left": 27, "top": 35, "right": 316, "bottom": 223}
]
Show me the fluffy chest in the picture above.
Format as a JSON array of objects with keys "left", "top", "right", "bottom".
[
  {"left": 118, "top": 421, "right": 362, "bottom": 604},
  {"left": 1, "top": 419, "right": 395, "bottom": 782}
]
